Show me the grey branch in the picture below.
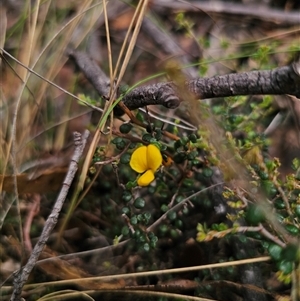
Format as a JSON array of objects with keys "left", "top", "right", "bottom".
[
  {"left": 122, "top": 62, "right": 300, "bottom": 111},
  {"left": 10, "top": 130, "right": 90, "bottom": 301},
  {"left": 67, "top": 49, "right": 111, "bottom": 98},
  {"left": 68, "top": 49, "right": 300, "bottom": 114},
  {"left": 188, "top": 63, "right": 300, "bottom": 99}
]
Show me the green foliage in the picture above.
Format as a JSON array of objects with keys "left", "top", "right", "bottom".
[
  {"left": 88, "top": 71, "right": 300, "bottom": 290},
  {"left": 245, "top": 204, "right": 266, "bottom": 225}
]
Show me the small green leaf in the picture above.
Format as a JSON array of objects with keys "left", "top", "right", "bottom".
[
  {"left": 274, "top": 198, "right": 285, "bottom": 210},
  {"left": 120, "top": 123, "right": 133, "bottom": 134},
  {"left": 294, "top": 204, "right": 300, "bottom": 218},
  {"left": 134, "top": 198, "right": 145, "bottom": 209},
  {"left": 167, "top": 211, "right": 177, "bottom": 221},
  {"left": 282, "top": 244, "right": 299, "bottom": 262},
  {"left": 136, "top": 111, "right": 144, "bottom": 122},
  {"left": 174, "top": 139, "right": 182, "bottom": 149},
  {"left": 122, "top": 226, "right": 130, "bottom": 236},
  {"left": 122, "top": 191, "right": 132, "bottom": 202},
  {"left": 122, "top": 207, "right": 130, "bottom": 215},
  {"left": 245, "top": 204, "right": 266, "bottom": 225},
  {"left": 142, "top": 133, "right": 152, "bottom": 142},
  {"left": 180, "top": 136, "right": 189, "bottom": 146},
  {"left": 268, "top": 244, "right": 283, "bottom": 261},
  {"left": 161, "top": 204, "right": 169, "bottom": 212},
  {"left": 112, "top": 137, "right": 123, "bottom": 144},
  {"left": 130, "top": 216, "right": 138, "bottom": 225},
  {"left": 143, "top": 243, "right": 150, "bottom": 252},
  {"left": 170, "top": 229, "right": 179, "bottom": 239},
  {"left": 159, "top": 224, "right": 169, "bottom": 235},
  {"left": 188, "top": 134, "right": 197, "bottom": 143},
  {"left": 285, "top": 224, "right": 299, "bottom": 236},
  {"left": 116, "top": 140, "right": 126, "bottom": 150},
  {"left": 120, "top": 153, "right": 131, "bottom": 164},
  {"left": 202, "top": 167, "right": 213, "bottom": 178},
  {"left": 278, "top": 260, "right": 293, "bottom": 275}
]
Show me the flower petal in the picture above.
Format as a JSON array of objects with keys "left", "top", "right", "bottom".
[
  {"left": 137, "top": 170, "right": 155, "bottom": 186},
  {"left": 146, "top": 144, "right": 162, "bottom": 172},
  {"left": 130, "top": 146, "right": 148, "bottom": 173}
]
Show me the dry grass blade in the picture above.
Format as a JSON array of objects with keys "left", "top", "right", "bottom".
[
  {"left": 2, "top": 0, "right": 104, "bottom": 174},
  {"left": 9, "top": 256, "right": 269, "bottom": 291},
  {"left": 103, "top": 0, "right": 113, "bottom": 84},
  {"left": 71, "top": 0, "right": 150, "bottom": 210},
  {"left": 111, "top": 0, "right": 146, "bottom": 88},
  {"left": 10, "top": 0, "right": 42, "bottom": 264},
  {"left": 1, "top": 256, "right": 270, "bottom": 297},
  {"left": 1, "top": 1, "right": 106, "bottom": 294},
  {"left": 107, "top": 290, "right": 218, "bottom": 301},
  {"left": 36, "top": 289, "right": 95, "bottom": 301},
  {"left": 113, "top": 0, "right": 149, "bottom": 95},
  {"left": 0, "top": 1, "right": 105, "bottom": 234},
  {"left": 0, "top": 4, "right": 7, "bottom": 65},
  {"left": 57, "top": 0, "right": 119, "bottom": 242}
]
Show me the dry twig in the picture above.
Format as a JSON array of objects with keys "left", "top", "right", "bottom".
[{"left": 10, "top": 130, "right": 89, "bottom": 301}]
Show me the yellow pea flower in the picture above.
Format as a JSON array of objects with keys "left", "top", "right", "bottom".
[{"left": 130, "top": 144, "right": 162, "bottom": 186}]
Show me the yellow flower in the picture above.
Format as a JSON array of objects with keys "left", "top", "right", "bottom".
[{"left": 130, "top": 144, "right": 162, "bottom": 186}]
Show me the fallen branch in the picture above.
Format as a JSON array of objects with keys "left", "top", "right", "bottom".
[
  {"left": 10, "top": 130, "right": 89, "bottom": 301},
  {"left": 68, "top": 49, "right": 300, "bottom": 114},
  {"left": 122, "top": 62, "right": 300, "bottom": 110}
]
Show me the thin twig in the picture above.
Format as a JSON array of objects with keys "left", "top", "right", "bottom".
[
  {"left": 147, "top": 182, "right": 224, "bottom": 232},
  {"left": 9, "top": 0, "right": 42, "bottom": 277},
  {"left": 10, "top": 130, "right": 89, "bottom": 301}
]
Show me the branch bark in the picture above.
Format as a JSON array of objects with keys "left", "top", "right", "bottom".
[
  {"left": 10, "top": 130, "right": 89, "bottom": 301},
  {"left": 67, "top": 49, "right": 111, "bottom": 98},
  {"left": 122, "top": 62, "right": 300, "bottom": 111},
  {"left": 68, "top": 49, "right": 300, "bottom": 114}
]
